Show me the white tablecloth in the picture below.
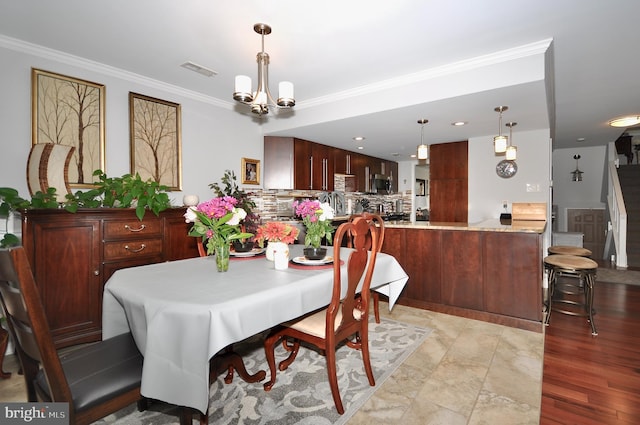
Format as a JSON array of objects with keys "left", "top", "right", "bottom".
[{"left": 102, "top": 245, "right": 408, "bottom": 413}]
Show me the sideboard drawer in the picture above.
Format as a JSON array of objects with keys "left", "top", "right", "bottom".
[
  {"left": 104, "top": 219, "right": 163, "bottom": 239},
  {"left": 103, "top": 238, "right": 163, "bottom": 260}
]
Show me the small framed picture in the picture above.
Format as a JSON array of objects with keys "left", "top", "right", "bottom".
[
  {"left": 416, "top": 179, "right": 426, "bottom": 196},
  {"left": 241, "top": 158, "right": 260, "bottom": 185}
]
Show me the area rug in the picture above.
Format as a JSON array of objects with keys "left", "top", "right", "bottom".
[
  {"left": 596, "top": 268, "right": 640, "bottom": 286},
  {"left": 95, "top": 317, "right": 431, "bottom": 425}
]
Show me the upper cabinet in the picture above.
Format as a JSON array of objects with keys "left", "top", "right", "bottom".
[
  {"left": 264, "top": 136, "right": 397, "bottom": 192},
  {"left": 429, "top": 141, "right": 468, "bottom": 222}
]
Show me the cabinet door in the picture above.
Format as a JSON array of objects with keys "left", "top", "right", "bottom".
[
  {"left": 429, "top": 141, "right": 468, "bottom": 222},
  {"left": 387, "top": 161, "right": 399, "bottom": 193},
  {"left": 333, "top": 148, "right": 351, "bottom": 175},
  {"left": 350, "top": 153, "right": 368, "bottom": 192},
  {"left": 264, "top": 136, "right": 295, "bottom": 189},
  {"left": 483, "top": 232, "right": 542, "bottom": 321},
  {"left": 310, "top": 143, "right": 334, "bottom": 191},
  {"left": 164, "top": 213, "right": 200, "bottom": 260},
  {"left": 30, "top": 219, "right": 102, "bottom": 347},
  {"left": 441, "top": 230, "right": 483, "bottom": 310},
  {"left": 294, "top": 139, "right": 312, "bottom": 190}
]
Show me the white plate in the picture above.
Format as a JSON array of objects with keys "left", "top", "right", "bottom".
[
  {"left": 230, "top": 248, "right": 265, "bottom": 257},
  {"left": 292, "top": 256, "right": 334, "bottom": 265}
]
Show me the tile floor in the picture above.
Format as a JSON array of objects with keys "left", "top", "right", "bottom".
[{"left": 0, "top": 303, "right": 544, "bottom": 424}]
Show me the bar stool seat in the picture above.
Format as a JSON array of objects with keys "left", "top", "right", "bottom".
[
  {"left": 544, "top": 254, "right": 598, "bottom": 335},
  {"left": 548, "top": 245, "right": 592, "bottom": 257}
]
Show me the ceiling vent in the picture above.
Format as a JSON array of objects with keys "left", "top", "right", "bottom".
[{"left": 180, "top": 61, "right": 217, "bottom": 77}]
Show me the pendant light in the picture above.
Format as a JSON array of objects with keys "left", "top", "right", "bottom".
[
  {"left": 417, "top": 119, "right": 429, "bottom": 160},
  {"left": 493, "top": 106, "right": 508, "bottom": 153},
  {"left": 505, "top": 122, "right": 517, "bottom": 160},
  {"left": 571, "top": 154, "right": 584, "bottom": 181}
]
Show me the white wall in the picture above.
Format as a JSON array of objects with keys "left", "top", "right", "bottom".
[
  {"left": 468, "top": 128, "right": 551, "bottom": 223},
  {"left": 551, "top": 145, "right": 607, "bottom": 231},
  {"left": 0, "top": 43, "right": 263, "bottom": 205}
]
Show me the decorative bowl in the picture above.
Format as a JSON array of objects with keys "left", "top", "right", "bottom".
[
  {"left": 303, "top": 247, "right": 327, "bottom": 260},
  {"left": 232, "top": 240, "right": 254, "bottom": 252}
]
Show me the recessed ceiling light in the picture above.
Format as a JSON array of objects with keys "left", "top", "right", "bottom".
[
  {"left": 353, "top": 136, "right": 365, "bottom": 141},
  {"left": 451, "top": 121, "right": 467, "bottom": 126},
  {"left": 608, "top": 115, "right": 640, "bottom": 128},
  {"left": 181, "top": 61, "right": 217, "bottom": 77}
]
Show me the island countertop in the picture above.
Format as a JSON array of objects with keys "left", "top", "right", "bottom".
[{"left": 383, "top": 218, "right": 546, "bottom": 234}]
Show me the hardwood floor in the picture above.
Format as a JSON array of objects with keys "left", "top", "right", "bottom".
[{"left": 540, "top": 263, "right": 640, "bottom": 424}]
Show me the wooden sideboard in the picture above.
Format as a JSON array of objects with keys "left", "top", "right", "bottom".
[
  {"left": 21, "top": 208, "right": 199, "bottom": 348},
  {"left": 383, "top": 225, "right": 544, "bottom": 332}
]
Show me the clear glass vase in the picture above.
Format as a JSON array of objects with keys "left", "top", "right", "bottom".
[{"left": 215, "top": 242, "right": 230, "bottom": 272}]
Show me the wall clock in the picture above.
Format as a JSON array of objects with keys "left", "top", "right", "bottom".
[{"left": 496, "top": 160, "right": 518, "bottom": 178}]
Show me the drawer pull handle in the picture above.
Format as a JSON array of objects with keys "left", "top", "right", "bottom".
[
  {"left": 124, "top": 224, "right": 146, "bottom": 232},
  {"left": 124, "top": 244, "right": 146, "bottom": 253}
]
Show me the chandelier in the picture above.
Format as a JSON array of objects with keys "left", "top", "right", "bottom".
[
  {"left": 233, "top": 23, "right": 295, "bottom": 116},
  {"left": 417, "top": 119, "right": 429, "bottom": 160},
  {"left": 493, "top": 106, "right": 508, "bottom": 153}
]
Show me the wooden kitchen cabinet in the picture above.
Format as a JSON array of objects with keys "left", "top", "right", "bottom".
[
  {"left": 441, "top": 230, "right": 483, "bottom": 310},
  {"left": 429, "top": 141, "right": 468, "bottom": 222},
  {"left": 483, "top": 232, "right": 542, "bottom": 321},
  {"left": 21, "top": 208, "right": 199, "bottom": 348},
  {"left": 382, "top": 228, "right": 441, "bottom": 303},
  {"left": 264, "top": 136, "right": 397, "bottom": 192},
  {"left": 310, "top": 142, "right": 334, "bottom": 191},
  {"left": 384, "top": 226, "right": 543, "bottom": 331}
]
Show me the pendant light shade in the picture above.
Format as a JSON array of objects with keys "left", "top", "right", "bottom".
[
  {"left": 505, "top": 122, "right": 517, "bottom": 160},
  {"left": 416, "top": 119, "right": 429, "bottom": 160},
  {"left": 493, "top": 106, "right": 508, "bottom": 153}
]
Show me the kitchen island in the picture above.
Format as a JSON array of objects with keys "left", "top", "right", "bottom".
[{"left": 382, "top": 219, "right": 546, "bottom": 332}]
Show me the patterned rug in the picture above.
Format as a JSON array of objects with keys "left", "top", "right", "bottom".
[
  {"left": 597, "top": 268, "right": 640, "bottom": 286},
  {"left": 96, "top": 317, "right": 431, "bottom": 425}
]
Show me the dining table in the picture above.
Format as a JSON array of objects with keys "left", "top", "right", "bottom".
[{"left": 102, "top": 244, "right": 408, "bottom": 414}]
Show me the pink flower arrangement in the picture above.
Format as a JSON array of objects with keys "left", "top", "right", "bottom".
[
  {"left": 184, "top": 196, "right": 253, "bottom": 254},
  {"left": 293, "top": 199, "right": 335, "bottom": 248},
  {"left": 255, "top": 221, "right": 300, "bottom": 247}
]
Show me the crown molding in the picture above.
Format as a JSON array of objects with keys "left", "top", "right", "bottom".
[
  {"left": 0, "top": 34, "right": 234, "bottom": 109},
  {"left": 298, "top": 39, "right": 553, "bottom": 110}
]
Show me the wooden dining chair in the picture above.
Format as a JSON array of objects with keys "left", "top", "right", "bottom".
[
  {"left": 262, "top": 216, "right": 380, "bottom": 414},
  {"left": 348, "top": 212, "right": 385, "bottom": 323},
  {"left": 0, "top": 247, "right": 145, "bottom": 425}
]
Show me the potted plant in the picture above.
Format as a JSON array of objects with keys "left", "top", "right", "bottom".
[
  {"left": 65, "top": 170, "right": 171, "bottom": 220},
  {"left": 254, "top": 221, "right": 300, "bottom": 261},
  {"left": 293, "top": 199, "right": 335, "bottom": 260},
  {"left": 209, "top": 170, "right": 260, "bottom": 237}
]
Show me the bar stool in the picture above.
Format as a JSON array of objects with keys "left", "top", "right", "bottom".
[
  {"left": 548, "top": 245, "right": 592, "bottom": 257},
  {"left": 544, "top": 254, "right": 598, "bottom": 335}
]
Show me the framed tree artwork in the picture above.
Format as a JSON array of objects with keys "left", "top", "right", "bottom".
[
  {"left": 241, "top": 158, "right": 260, "bottom": 185},
  {"left": 31, "top": 68, "right": 105, "bottom": 187},
  {"left": 129, "top": 92, "right": 182, "bottom": 190}
]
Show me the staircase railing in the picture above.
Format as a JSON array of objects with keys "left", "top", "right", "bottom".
[{"left": 607, "top": 142, "right": 628, "bottom": 268}]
